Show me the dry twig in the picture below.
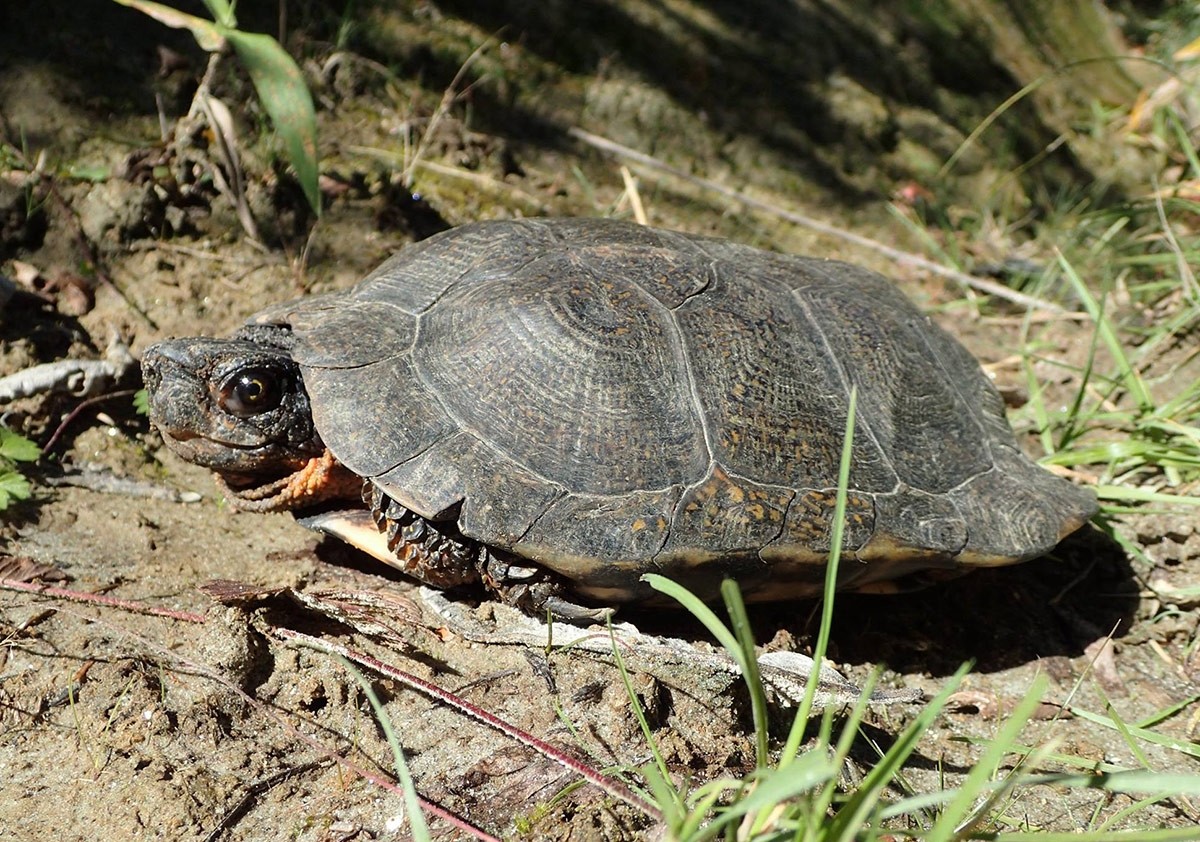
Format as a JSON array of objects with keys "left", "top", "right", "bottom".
[
  {"left": 569, "top": 127, "right": 1072, "bottom": 314},
  {"left": 0, "top": 340, "right": 136, "bottom": 404}
]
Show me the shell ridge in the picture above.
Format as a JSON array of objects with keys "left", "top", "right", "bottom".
[
  {"left": 357, "top": 220, "right": 552, "bottom": 316},
  {"left": 649, "top": 463, "right": 708, "bottom": 565},
  {"left": 648, "top": 275, "right": 717, "bottom": 476},
  {"left": 410, "top": 344, "right": 466, "bottom": 436},
  {"left": 911, "top": 314, "right": 995, "bottom": 478},
  {"left": 789, "top": 284, "right": 900, "bottom": 495}
]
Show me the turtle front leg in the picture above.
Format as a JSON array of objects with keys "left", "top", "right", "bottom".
[
  {"left": 307, "top": 482, "right": 612, "bottom": 623},
  {"left": 478, "top": 550, "right": 614, "bottom": 624},
  {"left": 299, "top": 483, "right": 480, "bottom": 589},
  {"left": 298, "top": 507, "right": 481, "bottom": 588}
]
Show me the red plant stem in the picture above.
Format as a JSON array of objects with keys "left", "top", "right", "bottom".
[
  {"left": 4, "top": 575, "right": 655, "bottom": 831},
  {"left": 274, "top": 626, "right": 663, "bottom": 821},
  {"left": 43, "top": 388, "right": 137, "bottom": 454},
  {"left": 57, "top": 607, "right": 499, "bottom": 842},
  {"left": 0, "top": 577, "right": 207, "bottom": 623}
]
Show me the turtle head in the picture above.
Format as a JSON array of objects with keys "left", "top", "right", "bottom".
[{"left": 141, "top": 337, "right": 324, "bottom": 479}]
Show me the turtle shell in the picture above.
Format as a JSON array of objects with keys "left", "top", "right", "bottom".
[{"left": 248, "top": 218, "right": 1096, "bottom": 603}]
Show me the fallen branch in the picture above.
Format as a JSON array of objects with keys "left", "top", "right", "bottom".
[
  {"left": 41, "top": 466, "right": 202, "bottom": 503},
  {"left": 423, "top": 588, "right": 921, "bottom": 708},
  {"left": 568, "top": 127, "right": 1071, "bottom": 314},
  {"left": 0, "top": 340, "right": 136, "bottom": 403}
]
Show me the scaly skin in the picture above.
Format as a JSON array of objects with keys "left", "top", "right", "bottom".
[{"left": 215, "top": 449, "right": 364, "bottom": 512}]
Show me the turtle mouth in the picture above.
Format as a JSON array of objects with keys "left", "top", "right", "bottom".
[{"left": 158, "top": 429, "right": 310, "bottom": 478}]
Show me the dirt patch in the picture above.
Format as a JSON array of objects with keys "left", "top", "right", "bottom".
[{"left": 2, "top": 2, "right": 1198, "bottom": 840}]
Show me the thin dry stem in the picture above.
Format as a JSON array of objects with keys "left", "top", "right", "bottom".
[
  {"left": 620, "top": 165, "right": 648, "bottom": 225},
  {"left": 569, "top": 127, "right": 1073, "bottom": 314},
  {"left": 0, "top": 578, "right": 207, "bottom": 623},
  {"left": 402, "top": 36, "right": 498, "bottom": 187}
]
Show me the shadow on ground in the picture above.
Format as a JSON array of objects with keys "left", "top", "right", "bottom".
[
  {"left": 312, "top": 518, "right": 1134, "bottom": 681},
  {"left": 811, "top": 524, "right": 1135, "bottom": 676}
]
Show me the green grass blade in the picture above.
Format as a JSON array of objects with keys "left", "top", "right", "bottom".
[
  {"left": 1135, "top": 692, "right": 1200, "bottom": 729},
  {"left": 111, "top": 0, "right": 226, "bottom": 51},
  {"left": 720, "top": 579, "right": 770, "bottom": 768},
  {"left": 1057, "top": 251, "right": 1154, "bottom": 411},
  {"left": 641, "top": 764, "right": 691, "bottom": 834},
  {"left": 334, "top": 656, "right": 431, "bottom": 842},
  {"left": 223, "top": 28, "right": 321, "bottom": 216},
  {"left": 826, "top": 663, "right": 971, "bottom": 836},
  {"left": 641, "top": 574, "right": 744, "bottom": 670},
  {"left": 780, "top": 386, "right": 858, "bottom": 769},
  {"left": 924, "top": 676, "right": 1049, "bottom": 842},
  {"left": 609, "top": 623, "right": 679, "bottom": 815},
  {"left": 200, "top": 0, "right": 235, "bottom": 27},
  {"left": 1067, "top": 706, "right": 1200, "bottom": 760},
  {"left": 805, "top": 670, "right": 881, "bottom": 832},
  {"left": 1092, "top": 485, "right": 1200, "bottom": 506},
  {"left": 1071, "top": 768, "right": 1200, "bottom": 796},
  {"left": 704, "top": 753, "right": 839, "bottom": 836}
]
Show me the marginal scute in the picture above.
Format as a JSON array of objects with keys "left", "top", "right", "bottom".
[
  {"left": 519, "top": 486, "right": 682, "bottom": 579},
  {"left": 768, "top": 488, "right": 876, "bottom": 557},
  {"left": 858, "top": 485, "right": 968, "bottom": 561},
  {"left": 289, "top": 301, "right": 415, "bottom": 367},
  {"left": 374, "top": 432, "right": 563, "bottom": 548},
  {"left": 951, "top": 445, "right": 1097, "bottom": 565},
  {"left": 354, "top": 221, "right": 557, "bottom": 314},
  {"left": 246, "top": 291, "right": 342, "bottom": 328},
  {"left": 304, "top": 354, "right": 457, "bottom": 477},
  {"left": 661, "top": 463, "right": 793, "bottom": 562}
]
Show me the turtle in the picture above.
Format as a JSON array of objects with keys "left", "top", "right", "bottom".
[{"left": 141, "top": 218, "right": 1097, "bottom": 619}]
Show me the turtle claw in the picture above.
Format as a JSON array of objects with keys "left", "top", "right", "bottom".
[{"left": 479, "top": 550, "right": 614, "bottom": 625}]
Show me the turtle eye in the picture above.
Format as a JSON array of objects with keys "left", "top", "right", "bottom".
[{"left": 218, "top": 367, "right": 285, "bottom": 417}]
